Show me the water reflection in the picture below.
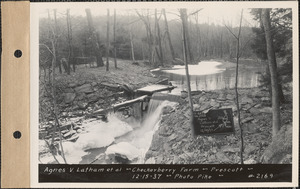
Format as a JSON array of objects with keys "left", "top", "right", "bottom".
[{"left": 153, "top": 63, "right": 262, "bottom": 95}]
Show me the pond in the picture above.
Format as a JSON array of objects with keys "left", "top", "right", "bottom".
[{"left": 152, "top": 61, "right": 263, "bottom": 94}]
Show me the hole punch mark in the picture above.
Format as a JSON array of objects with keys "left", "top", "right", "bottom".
[
  {"left": 13, "top": 131, "right": 22, "bottom": 139},
  {"left": 14, "top": 50, "right": 22, "bottom": 58}
]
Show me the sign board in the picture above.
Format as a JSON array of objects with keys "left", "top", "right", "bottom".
[{"left": 193, "top": 108, "right": 234, "bottom": 135}]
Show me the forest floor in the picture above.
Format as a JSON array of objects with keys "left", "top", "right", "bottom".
[{"left": 39, "top": 58, "right": 293, "bottom": 165}]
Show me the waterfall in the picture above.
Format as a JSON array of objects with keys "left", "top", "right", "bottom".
[{"left": 110, "top": 93, "right": 179, "bottom": 163}]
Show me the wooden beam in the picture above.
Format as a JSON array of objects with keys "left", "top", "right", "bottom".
[{"left": 113, "top": 95, "right": 150, "bottom": 110}]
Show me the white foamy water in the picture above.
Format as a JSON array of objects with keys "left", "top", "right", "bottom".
[
  {"left": 162, "top": 61, "right": 225, "bottom": 76},
  {"left": 40, "top": 100, "right": 177, "bottom": 164}
]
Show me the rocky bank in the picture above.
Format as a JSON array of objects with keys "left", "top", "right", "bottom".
[{"left": 145, "top": 87, "right": 293, "bottom": 164}]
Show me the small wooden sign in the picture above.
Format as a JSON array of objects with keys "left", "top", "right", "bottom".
[{"left": 193, "top": 108, "right": 234, "bottom": 135}]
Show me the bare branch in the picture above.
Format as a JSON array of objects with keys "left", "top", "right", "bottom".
[
  {"left": 39, "top": 43, "right": 55, "bottom": 57},
  {"left": 224, "top": 24, "right": 238, "bottom": 39},
  {"left": 188, "top": 9, "right": 203, "bottom": 16}
]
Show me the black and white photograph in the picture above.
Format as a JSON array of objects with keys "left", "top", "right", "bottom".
[{"left": 30, "top": 1, "right": 298, "bottom": 187}]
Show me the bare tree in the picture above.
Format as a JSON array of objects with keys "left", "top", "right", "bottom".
[
  {"left": 261, "top": 9, "right": 281, "bottom": 138},
  {"left": 85, "top": 9, "right": 104, "bottom": 67},
  {"left": 113, "top": 9, "right": 117, "bottom": 68},
  {"left": 136, "top": 10, "right": 154, "bottom": 64},
  {"left": 129, "top": 25, "right": 135, "bottom": 62},
  {"left": 224, "top": 10, "right": 244, "bottom": 164},
  {"left": 180, "top": 8, "right": 195, "bottom": 135},
  {"left": 155, "top": 9, "right": 164, "bottom": 66},
  {"left": 66, "top": 9, "right": 75, "bottom": 74},
  {"left": 162, "top": 9, "right": 175, "bottom": 61},
  {"left": 106, "top": 9, "right": 110, "bottom": 71},
  {"left": 47, "top": 9, "right": 67, "bottom": 164}
]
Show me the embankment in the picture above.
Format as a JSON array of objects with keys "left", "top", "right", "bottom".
[{"left": 145, "top": 87, "right": 292, "bottom": 164}]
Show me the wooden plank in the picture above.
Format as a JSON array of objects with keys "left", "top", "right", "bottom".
[
  {"left": 113, "top": 95, "right": 149, "bottom": 110},
  {"left": 1, "top": 1, "right": 30, "bottom": 188},
  {"left": 137, "top": 84, "right": 176, "bottom": 94}
]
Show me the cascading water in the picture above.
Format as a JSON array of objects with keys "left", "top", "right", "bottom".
[
  {"left": 108, "top": 93, "right": 178, "bottom": 163},
  {"left": 39, "top": 93, "right": 178, "bottom": 164}
]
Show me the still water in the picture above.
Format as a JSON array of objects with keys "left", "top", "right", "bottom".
[{"left": 152, "top": 61, "right": 262, "bottom": 94}]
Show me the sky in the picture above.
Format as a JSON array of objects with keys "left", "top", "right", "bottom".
[{"left": 35, "top": 2, "right": 263, "bottom": 27}]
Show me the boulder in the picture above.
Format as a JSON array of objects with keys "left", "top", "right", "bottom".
[
  {"left": 241, "top": 96, "right": 254, "bottom": 104},
  {"left": 193, "top": 104, "right": 201, "bottom": 111},
  {"left": 226, "top": 94, "right": 235, "bottom": 100},
  {"left": 218, "top": 93, "right": 227, "bottom": 101},
  {"left": 261, "top": 124, "right": 292, "bottom": 164},
  {"left": 68, "top": 82, "right": 78, "bottom": 88},
  {"left": 199, "top": 95, "right": 208, "bottom": 103},
  {"left": 75, "top": 93, "right": 86, "bottom": 101},
  {"left": 199, "top": 101, "right": 211, "bottom": 111},
  {"left": 259, "top": 107, "right": 272, "bottom": 114},
  {"left": 209, "top": 100, "right": 220, "bottom": 108},
  {"left": 181, "top": 91, "right": 188, "bottom": 99},
  {"left": 75, "top": 84, "right": 94, "bottom": 94},
  {"left": 87, "top": 93, "right": 99, "bottom": 103},
  {"left": 78, "top": 101, "right": 88, "bottom": 109},
  {"left": 64, "top": 93, "right": 76, "bottom": 104},
  {"left": 244, "top": 145, "right": 257, "bottom": 156}
]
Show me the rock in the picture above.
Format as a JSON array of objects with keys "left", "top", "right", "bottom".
[
  {"left": 215, "top": 152, "right": 232, "bottom": 163},
  {"left": 91, "top": 82, "right": 98, "bottom": 87},
  {"left": 244, "top": 158, "right": 257, "bottom": 164},
  {"left": 221, "top": 146, "right": 240, "bottom": 153},
  {"left": 209, "top": 100, "right": 220, "bottom": 108},
  {"left": 87, "top": 93, "right": 99, "bottom": 103},
  {"left": 199, "top": 95, "right": 208, "bottom": 103},
  {"left": 64, "top": 93, "right": 76, "bottom": 104},
  {"left": 193, "top": 104, "right": 201, "bottom": 111},
  {"left": 78, "top": 101, "right": 88, "bottom": 109},
  {"left": 64, "top": 88, "right": 74, "bottom": 93},
  {"left": 226, "top": 94, "right": 235, "bottom": 100},
  {"left": 105, "top": 142, "right": 140, "bottom": 161},
  {"left": 218, "top": 93, "right": 227, "bottom": 101},
  {"left": 69, "top": 82, "right": 77, "bottom": 88},
  {"left": 181, "top": 91, "right": 188, "bottom": 98},
  {"left": 199, "top": 101, "right": 211, "bottom": 111},
  {"left": 249, "top": 107, "right": 260, "bottom": 115},
  {"left": 261, "top": 124, "right": 292, "bottom": 164},
  {"left": 261, "top": 97, "right": 271, "bottom": 101},
  {"left": 76, "top": 93, "right": 86, "bottom": 101},
  {"left": 162, "top": 105, "right": 175, "bottom": 115},
  {"left": 242, "top": 117, "right": 254, "bottom": 124},
  {"left": 76, "top": 129, "right": 82, "bottom": 133},
  {"left": 259, "top": 107, "right": 272, "bottom": 114},
  {"left": 241, "top": 96, "right": 254, "bottom": 104},
  {"left": 75, "top": 84, "right": 94, "bottom": 94},
  {"left": 244, "top": 145, "right": 257, "bottom": 155},
  {"left": 63, "top": 130, "right": 76, "bottom": 138}
]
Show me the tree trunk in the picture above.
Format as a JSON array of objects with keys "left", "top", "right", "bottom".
[
  {"left": 136, "top": 10, "right": 153, "bottom": 64},
  {"left": 220, "top": 31, "right": 223, "bottom": 58},
  {"left": 106, "top": 9, "right": 110, "bottom": 71},
  {"left": 129, "top": 27, "right": 135, "bottom": 62},
  {"left": 66, "top": 9, "right": 74, "bottom": 74},
  {"left": 152, "top": 10, "right": 157, "bottom": 65},
  {"left": 155, "top": 9, "right": 164, "bottom": 67},
  {"left": 180, "top": 9, "right": 195, "bottom": 135},
  {"left": 85, "top": 9, "right": 104, "bottom": 67},
  {"left": 262, "top": 8, "right": 281, "bottom": 138},
  {"left": 53, "top": 9, "right": 61, "bottom": 74},
  {"left": 195, "top": 12, "right": 201, "bottom": 60},
  {"left": 162, "top": 9, "right": 175, "bottom": 61},
  {"left": 113, "top": 9, "right": 117, "bottom": 68},
  {"left": 185, "top": 16, "right": 194, "bottom": 64}
]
